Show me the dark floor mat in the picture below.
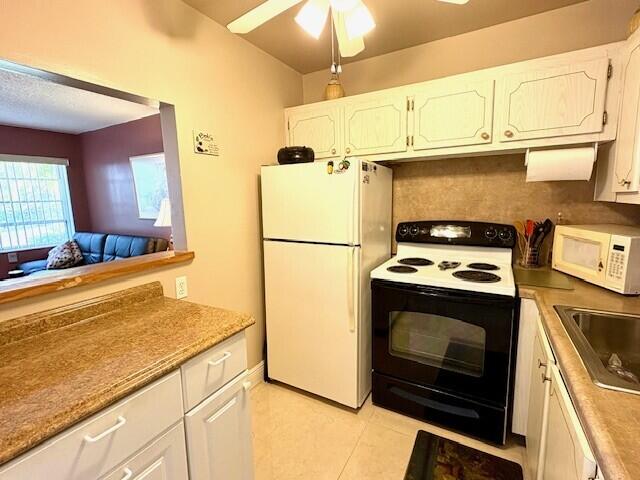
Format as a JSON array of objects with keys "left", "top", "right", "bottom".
[{"left": 405, "top": 430, "right": 523, "bottom": 480}]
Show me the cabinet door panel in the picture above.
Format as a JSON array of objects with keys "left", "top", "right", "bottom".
[
  {"left": 413, "top": 79, "right": 494, "bottom": 150},
  {"left": 101, "top": 423, "right": 188, "bottom": 480},
  {"left": 344, "top": 96, "right": 408, "bottom": 156},
  {"left": 543, "top": 366, "right": 596, "bottom": 480},
  {"left": 287, "top": 106, "right": 342, "bottom": 159},
  {"left": 496, "top": 57, "right": 609, "bottom": 142},
  {"left": 614, "top": 35, "right": 640, "bottom": 192},
  {"left": 525, "top": 318, "right": 554, "bottom": 480},
  {"left": 185, "top": 372, "right": 253, "bottom": 480}
]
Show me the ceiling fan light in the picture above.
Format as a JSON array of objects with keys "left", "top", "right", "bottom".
[
  {"left": 438, "top": 0, "right": 470, "bottom": 4},
  {"left": 329, "top": 0, "right": 359, "bottom": 12},
  {"left": 344, "top": 2, "right": 375, "bottom": 39},
  {"left": 295, "top": 0, "right": 330, "bottom": 39}
]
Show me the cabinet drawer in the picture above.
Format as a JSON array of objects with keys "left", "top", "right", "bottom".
[
  {"left": 0, "top": 371, "right": 183, "bottom": 480},
  {"left": 100, "top": 422, "right": 188, "bottom": 480},
  {"left": 181, "top": 332, "right": 247, "bottom": 411},
  {"left": 185, "top": 370, "right": 254, "bottom": 480}
]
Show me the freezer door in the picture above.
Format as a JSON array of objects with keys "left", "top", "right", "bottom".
[
  {"left": 264, "top": 241, "right": 361, "bottom": 408},
  {"left": 261, "top": 160, "right": 360, "bottom": 245}
]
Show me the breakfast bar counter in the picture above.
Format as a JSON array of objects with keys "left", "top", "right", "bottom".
[
  {"left": 0, "top": 281, "right": 254, "bottom": 467},
  {"left": 520, "top": 276, "right": 640, "bottom": 480}
]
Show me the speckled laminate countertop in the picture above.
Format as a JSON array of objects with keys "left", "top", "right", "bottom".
[
  {"left": 0, "top": 282, "right": 254, "bottom": 466},
  {"left": 519, "top": 274, "right": 640, "bottom": 480}
]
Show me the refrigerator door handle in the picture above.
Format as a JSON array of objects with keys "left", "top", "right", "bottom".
[
  {"left": 347, "top": 247, "right": 357, "bottom": 333},
  {"left": 349, "top": 163, "right": 358, "bottom": 245}
]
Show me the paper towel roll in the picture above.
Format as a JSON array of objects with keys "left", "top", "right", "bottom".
[{"left": 525, "top": 146, "right": 596, "bottom": 182}]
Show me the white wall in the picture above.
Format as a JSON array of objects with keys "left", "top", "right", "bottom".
[
  {"left": 0, "top": 0, "right": 303, "bottom": 368},
  {"left": 303, "top": 0, "right": 638, "bottom": 103}
]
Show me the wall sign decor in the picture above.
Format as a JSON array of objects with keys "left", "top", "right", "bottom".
[
  {"left": 130, "top": 152, "right": 169, "bottom": 219},
  {"left": 193, "top": 130, "right": 220, "bottom": 156}
]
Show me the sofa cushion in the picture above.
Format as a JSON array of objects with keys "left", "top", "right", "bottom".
[
  {"left": 103, "top": 234, "right": 166, "bottom": 262},
  {"left": 16, "top": 259, "right": 48, "bottom": 275},
  {"left": 46, "top": 241, "right": 84, "bottom": 270},
  {"left": 73, "top": 232, "right": 107, "bottom": 264}
]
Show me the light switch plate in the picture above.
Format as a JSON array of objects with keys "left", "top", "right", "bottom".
[
  {"left": 7, "top": 252, "right": 18, "bottom": 263},
  {"left": 193, "top": 130, "right": 220, "bottom": 156},
  {"left": 175, "top": 276, "right": 188, "bottom": 299}
]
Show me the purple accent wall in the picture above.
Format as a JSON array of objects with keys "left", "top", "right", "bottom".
[
  {"left": 80, "top": 114, "right": 170, "bottom": 239},
  {"left": 0, "top": 124, "right": 91, "bottom": 278}
]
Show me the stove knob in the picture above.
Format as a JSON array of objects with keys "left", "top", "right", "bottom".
[
  {"left": 409, "top": 225, "right": 419, "bottom": 236},
  {"left": 499, "top": 229, "right": 513, "bottom": 241},
  {"left": 398, "top": 225, "right": 409, "bottom": 236},
  {"left": 485, "top": 227, "right": 497, "bottom": 239}
]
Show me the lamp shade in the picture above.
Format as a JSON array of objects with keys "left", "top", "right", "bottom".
[{"left": 154, "top": 198, "right": 172, "bottom": 227}]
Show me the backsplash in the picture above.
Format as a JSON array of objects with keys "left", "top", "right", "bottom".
[{"left": 390, "top": 154, "right": 640, "bottom": 251}]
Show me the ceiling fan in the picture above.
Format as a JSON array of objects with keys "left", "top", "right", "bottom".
[{"left": 227, "top": 0, "right": 470, "bottom": 58}]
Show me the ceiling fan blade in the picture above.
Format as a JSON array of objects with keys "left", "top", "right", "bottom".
[
  {"left": 332, "top": 10, "right": 365, "bottom": 57},
  {"left": 227, "top": 0, "right": 306, "bottom": 34}
]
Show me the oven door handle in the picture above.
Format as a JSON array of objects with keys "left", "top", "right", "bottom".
[{"left": 389, "top": 386, "right": 480, "bottom": 419}]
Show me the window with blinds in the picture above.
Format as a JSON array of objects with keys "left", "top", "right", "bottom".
[{"left": 0, "top": 157, "right": 75, "bottom": 252}]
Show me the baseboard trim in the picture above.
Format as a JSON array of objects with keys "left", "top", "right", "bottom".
[{"left": 247, "top": 360, "right": 265, "bottom": 390}]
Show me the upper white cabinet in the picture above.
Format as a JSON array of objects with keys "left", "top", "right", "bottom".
[
  {"left": 344, "top": 95, "right": 408, "bottom": 156},
  {"left": 412, "top": 78, "right": 494, "bottom": 150},
  {"left": 286, "top": 105, "right": 342, "bottom": 159},
  {"left": 284, "top": 43, "right": 618, "bottom": 163},
  {"left": 612, "top": 30, "right": 640, "bottom": 193},
  {"left": 543, "top": 365, "right": 597, "bottom": 480},
  {"left": 495, "top": 57, "right": 610, "bottom": 142}
]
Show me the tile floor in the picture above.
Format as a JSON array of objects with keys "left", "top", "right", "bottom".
[{"left": 250, "top": 381, "right": 527, "bottom": 480}]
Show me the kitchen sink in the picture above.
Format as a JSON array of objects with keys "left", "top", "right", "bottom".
[{"left": 554, "top": 306, "right": 640, "bottom": 395}]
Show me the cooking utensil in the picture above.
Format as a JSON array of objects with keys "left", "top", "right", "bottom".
[
  {"left": 532, "top": 218, "right": 553, "bottom": 249},
  {"left": 526, "top": 219, "right": 535, "bottom": 239}
]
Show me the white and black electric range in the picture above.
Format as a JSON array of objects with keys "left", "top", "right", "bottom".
[{"left": 370, "top": 221, "right": 519, "bottom": 445}]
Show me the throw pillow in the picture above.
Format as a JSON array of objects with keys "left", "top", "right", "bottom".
[{"left": 46, "top": 240, "right": 83, "bottom": 270}]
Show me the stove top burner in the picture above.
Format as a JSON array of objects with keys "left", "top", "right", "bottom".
[
  {"left": 387, "top": 265, "right": 418, "bottom": 274},
  {"left": 453, "top": 270, "right": 501, "bottom": 283},
  {"left": 397, "top": 257, "right": 434, "bottom": 266},
  {"left": 438, "top": 261, "right": 461, "bottom": 271},
  {"left": 467, "top": 263, "right": 500, "bottom": 271}
]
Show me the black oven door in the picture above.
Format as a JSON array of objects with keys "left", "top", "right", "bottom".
[{"left": 372, "top": 279, "right": 517, "bottom": 407}]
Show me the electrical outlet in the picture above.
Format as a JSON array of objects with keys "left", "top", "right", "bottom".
[
  {"left": 7, "top": 252, "right": 18, "bottom": 263},
  {"left": 175, "top": 276, "right": 188, "bottom": 299}
]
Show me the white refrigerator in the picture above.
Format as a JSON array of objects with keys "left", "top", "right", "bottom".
[{"left": 261, "top": 159, "right": 392, "bottom": 408}]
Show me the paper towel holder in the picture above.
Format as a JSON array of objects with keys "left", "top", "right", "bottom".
[{"left": 524, "top": 143, "right": 599, "bottom": 167}]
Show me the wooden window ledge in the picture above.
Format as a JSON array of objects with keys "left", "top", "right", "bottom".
[{"left": 0, "top": 251, "right": 195, "bottom": 305}]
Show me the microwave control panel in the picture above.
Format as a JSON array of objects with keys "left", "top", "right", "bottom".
[{"left": 606, "top": 235, "right": 631, "bottom": 285}]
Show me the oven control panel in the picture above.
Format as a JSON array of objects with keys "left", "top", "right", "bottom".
[{"left": 396, "top": 221, "right": 517, "bottom": 248}]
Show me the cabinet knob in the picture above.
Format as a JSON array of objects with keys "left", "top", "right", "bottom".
[
  {"left": 480, "top": 132, "right": 490, "bottom": 140},
  {"left": 504, "top": 130, "right": 514, "bottom": 138},
  {"left": 331, "top": 148, "right": 337, "bottom": 155},
  {"left": 346, "top": 147, "right": 351, "bottom": 155}
]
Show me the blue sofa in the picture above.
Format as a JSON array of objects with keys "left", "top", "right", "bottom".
[{"left": 18, "top": 232, "right": 169, "bottom": 275}]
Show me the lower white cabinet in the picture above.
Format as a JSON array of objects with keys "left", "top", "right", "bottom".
[
  {"left": 0, "top": 332, "right": 254, "bottom": 480},
  {"left": 517, "top": 301, "right": 600, "bottom": 480},
  {"left": 526, "top": 317, "right": 555, "bottom": 480},
  {"left": 185, "top": 371, "right": 254, "bottom": 480},
  {"left": 100, "top": 422, "right": 188, "bottom": 480},
  {"left": 0, "top": 372, "right": 184, "bottom": 480},
  {"left": 543, "top": 365, "right": 597, "bottom": 480}
]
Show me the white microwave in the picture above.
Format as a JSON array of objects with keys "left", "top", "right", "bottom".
[{"left": 552, "top": 224, "right": 640, "bottom": 295}]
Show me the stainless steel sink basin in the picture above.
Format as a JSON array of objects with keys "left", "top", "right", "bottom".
[{"left": 554, "top": 306, "right": 640, "bottom": 395}]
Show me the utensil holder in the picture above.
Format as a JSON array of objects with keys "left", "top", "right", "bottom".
[{"left": 519, "top": 245, "right": 542, "bottom": 268}]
